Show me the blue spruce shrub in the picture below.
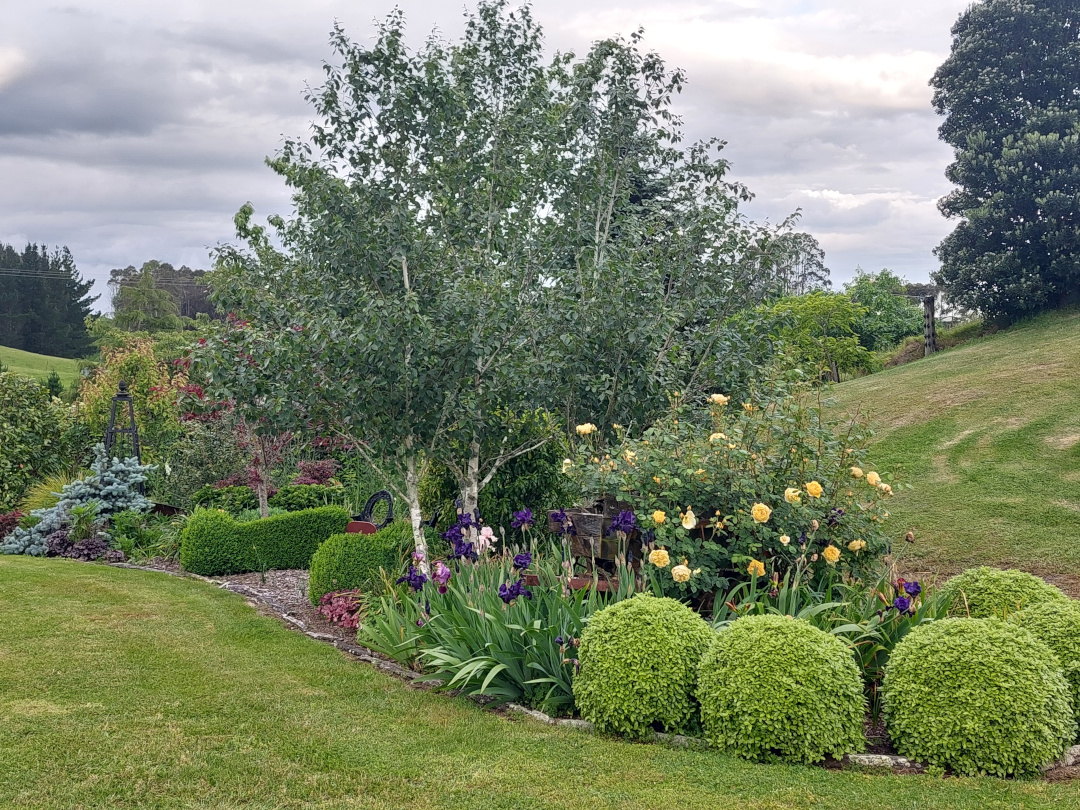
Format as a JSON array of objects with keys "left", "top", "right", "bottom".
[
  {"left": 1, "top": 444, "right": 152, "bottom": 556},
  {"left": 883, "top": 617, "right": 1075, "bottom": 776},
  {"left": 696, "top": 614, "right": 866, "bottom": 764},
  {"left": 573, "top": 593, "right": 714, "bottom": 738}
]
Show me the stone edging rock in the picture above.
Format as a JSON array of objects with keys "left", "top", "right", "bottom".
[{"left": 107, "top": 561, "right": 1079, "bottom": 779}]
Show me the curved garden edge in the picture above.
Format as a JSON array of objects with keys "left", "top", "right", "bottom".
[{"left": 105, "top": 560, "right": 1080, "bottom": 782}]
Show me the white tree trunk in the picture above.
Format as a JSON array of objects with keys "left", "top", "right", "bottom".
[{"left": 405, "top": 451, "right": 430, "bottom": 576}]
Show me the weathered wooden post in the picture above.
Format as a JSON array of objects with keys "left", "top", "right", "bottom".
[{"left": 923, "top": 295, "right": 937, "bottom": 356}]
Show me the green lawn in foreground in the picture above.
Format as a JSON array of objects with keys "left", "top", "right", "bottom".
[
  {"left": 827, "top": 310, "right": 1080, "bottom": 588},
  {"left": 0, "top": 557, "right": 1076, "bottom": 809},
  {"left": 0, "top": 344, "right": 81, "bottom": 387}
]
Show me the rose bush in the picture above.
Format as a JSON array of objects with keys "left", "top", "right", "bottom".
[{"left": 563, "top": 375, "right": 895, "bottom": 595}]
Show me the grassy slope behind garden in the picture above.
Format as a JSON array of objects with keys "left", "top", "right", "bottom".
[
  {"left": 1, "top": 556, "right": 1076, "bottom": 809},
  {"left": 0, "top": 344, "right": 80, "bottom": 387},
  {"left": 827, "top": 310, "right": 1080, "bottom": 591}
]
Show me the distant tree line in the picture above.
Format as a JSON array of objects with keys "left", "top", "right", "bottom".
[
  {"left": 108, "top": 261, "right": 217, "bottom": 330},
  {"left": 0, "top": 242, "right": 97, "bottom": 358}
]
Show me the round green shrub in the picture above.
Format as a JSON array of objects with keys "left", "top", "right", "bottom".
[
  {"left": 883, "top": 617, "right": 1075, "bottom": 776},
  {"left": 696, "top": 614, "right": 865, "bottom": 764},
  {"left": 937, "top": 566, "right": 1068, "bottom": 618},
  {"left": 308, "top": 521, "right": 411, "bottom": 606},
  {"left": 1010, "top": 600, "right": 1080, "bottom": 741},
  {"left": 572, "top": 593, "right": 714, "bottom": 738}
]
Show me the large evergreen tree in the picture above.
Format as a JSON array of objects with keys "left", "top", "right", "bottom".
[
  {"left": 931, "top": 0, "right": 1080, "bottom": 323},
  {"left": 0, "top": 242, "right": 97, "bottom": 357}
]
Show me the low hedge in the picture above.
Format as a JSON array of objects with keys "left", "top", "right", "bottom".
[
  {"left": 697, "top": 614, "right": 866, "bottom": 764},
  {"left": 180, "top": 505, "right": 350, "bottom": 576},
  {"left": 190, "top": 485, "right": 257, "bottom": 514},
  {"left": 308, "top": 521, "right": 412, "bottom": 605},
  {"left": 269, "top": 484, "right": 345, "bottom": 512},
  {"left": 1010, "top": 600, "right": 1080, "bottom": 741},
  {"left": 938, "top": 566, "right": 1068, "bottom": 618},
  {"left": 883, "top": 617, "right": 1075, "bottom": 777},
  {"left": 573, "top": 593, "right": 714, "bottom": 738}
]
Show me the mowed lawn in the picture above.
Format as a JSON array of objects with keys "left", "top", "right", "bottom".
[
  {"left": 0, "top": 557, "right": 1077, "bottom": 809},
  {"left": 0, "top": 344, "right": 81, "bottom": 388},
  {"left": 827, "top": 310, "right": 1080, "bottom": 589}
]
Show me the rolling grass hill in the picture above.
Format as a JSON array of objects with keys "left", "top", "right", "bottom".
[
  {"left": 827, "top": 309, "right": 1080, "bottom": 594},
  {"left": 0, "top": 344, "right": 81, "bottom": 388}
]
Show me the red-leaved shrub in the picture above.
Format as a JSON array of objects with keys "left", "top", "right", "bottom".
[{"left": 317, "top": 589, "right": 363, "bottom": 630}]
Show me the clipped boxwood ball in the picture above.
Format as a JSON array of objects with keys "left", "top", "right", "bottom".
[
  {"left": 308, "top": 521, "right": 411, "bottom": 605},
  {"left": 1010, "top": 600, "right": 1080, "bottom": 740},
  {"left": 696, "top": 614, "right": 865, "bottom": 764},
  {"left": 573, "top": 593, "right": 714, "bottom": 738},
  {"left": 883, "top": 617, "right": 1075, "bottom": 777},
  {"left": 938, "top": 566, "right": 1068, "bottom": 618}
]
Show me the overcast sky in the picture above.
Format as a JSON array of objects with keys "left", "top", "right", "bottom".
[{"left": 0, "top": 0, "right": 970, "bottom": 310}]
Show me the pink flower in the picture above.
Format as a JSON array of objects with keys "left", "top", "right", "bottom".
[{"left": 476, "top": 526, "right": 495, "bottom": 553}]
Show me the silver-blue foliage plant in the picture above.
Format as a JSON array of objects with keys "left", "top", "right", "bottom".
[{"left": 0, "top": 444, "right": 153, "bottom": 556}]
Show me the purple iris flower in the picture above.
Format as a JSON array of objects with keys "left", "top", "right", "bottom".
[
  {"left": 513, "top": 552, "right": 532, "bottom": 570},
  {"left": 434, "top": 561, "right": 451, "bottom": 587},
  {"left": 442, "top": 523, "right": 463, "bottom": 544},
  {"left": 827, "top": 508, "right": 844, "bottom": 528},
  {"left": 396, "top": 566, "right": 428, "bottom": 592},
  {"left": 511, "top": 508, "right": 534, "bottom": 530},
  {"left": 458, "top": 512, "right": 475, "bottom": 529},
  {"left": 606, "top": 510, "right": 636, "bottom": 536},
  {"left": 903, "top": 580, "right": 922, "bottom": 598},
  {"left": 551, "top": 508, "right": 576, "bottom": 537},
  {"left": 498, "top": 577, "right": 533, "bottom": 603},
  {"left": 448, "top": 537, "right": 478, "bottom": 562},
  {"left": 893, "top": 596, "right": 912, "bottom": 613}
]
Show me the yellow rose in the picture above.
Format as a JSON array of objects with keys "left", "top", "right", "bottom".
[
  {"left": 649, "top": 548, "right": 670, "bottom": 568},
  {"left": 805, "top": 481, "right": 824, "bottom": 498},
  {"left": 681, "top": 508, "right": 698, "bottom": 530},
  {"left": 612, "top": 423, "right": 623, "bottom": 431},
  {"left": 779, "top": 534, "right": 791, "bottom": 546},
  {"left": 822, "top": 545, "right": 841, "bottom": 565},
  {"left": 747, "top": 559, "right": 766, "bottom": 578},
  {"left": 576, "top": 423, "right": 597, "bottom": 436},
  {"left": 848, "top": 539, "right": 866, "bottom": 552},
  {"left": 742, "top": 402, "right": 755, "bottom": 413},
  {"left": 653, "top": 476, "right": 662, "bottom": 484},
  {"left": 866, "top": 471, "right": 881, "bottom": 487},
  {"left": 652, "top": 510, "right": 666, "bottom": 525},
  {"left": 708, "top": 393, "right": 730, "bottom": 405},
  {"left": 561, "top": 458, "right": 573, "bottom": 473},
  {"left": 751, "top": 503, "right": 772, "bottom": 523},
  {"left": 850, "top": 466, "right": 864, "bottom": 479},
  {"left": 709, "top": 432, "right": 726, "bottom": 443},
  {"left": 879, "top": 483, "right": 893, "bottom": 496},
  {"left": 783, "top": 487, "right": 801, "bottom": 505},
  {"left": 671, "top": 564, "right": 691, "bottom": 583}
]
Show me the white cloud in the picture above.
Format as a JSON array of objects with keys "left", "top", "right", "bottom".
[{"left": 0, "top": 47, "right": 26, "bottom": 90}]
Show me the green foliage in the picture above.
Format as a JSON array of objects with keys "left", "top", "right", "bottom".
[
  {"left": 1010, "top": 600, "right": 1080, "bottom": 740},
  {"left": 573, "top": 593, "right": 714, "bottom": 737},
  {"left": 17, "top": 470, "right": 83, "bottom": 513},
  {"left": 362, "top": 550, "right": 645, "bottom": 715},
  {"left": 566, "top": 375, "right": 893, "bottom": 595},
  {"left": 111, "top": 265, "right": 185, "bottom": 333},
  {"left": 0, "top": 242, "right": 97, "bottom": 358},
  {"left": 191, "top": 485, "right": 257, "bottom": 515},
  {"left": 109, "top": 510, "right": 172, "bottom": 561},
  {"left": 76, "top": 336, "right": 188, "bottom": 464},
  {"left": 308, "top": 524, "right": 409, "bottom": 606},
  {"left": 269, "top": 484, "right": 345, "bottom": 513},
  {"left": 883, "top": 617, "right": 1075, "bottom": 777},
  {"left": 179, "top": 505, "right": 350, "bottom": 576},
  {"left": 149, "top": 413, "right": 249, "bottom": 508},
  {"left": 843, "top": 270, "right": 923, "bottom": 352},
  {"left": 766, "top": 292, "right": 871, "bottom": 380},
  {"left": 938, "top": 567, "right": 1068, "bottom": 618},
  {"left": 0, "top": 372, "right": 72, "bottom": 510},
  {"left": 697, "top": 614, "right": 865, "bottom": 763},
  {"left": 931, "top": 1, "right": 1080, "bottom": 323},
  {"left": 420, "top": 411, "right": 570, "bottom": 537}
]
